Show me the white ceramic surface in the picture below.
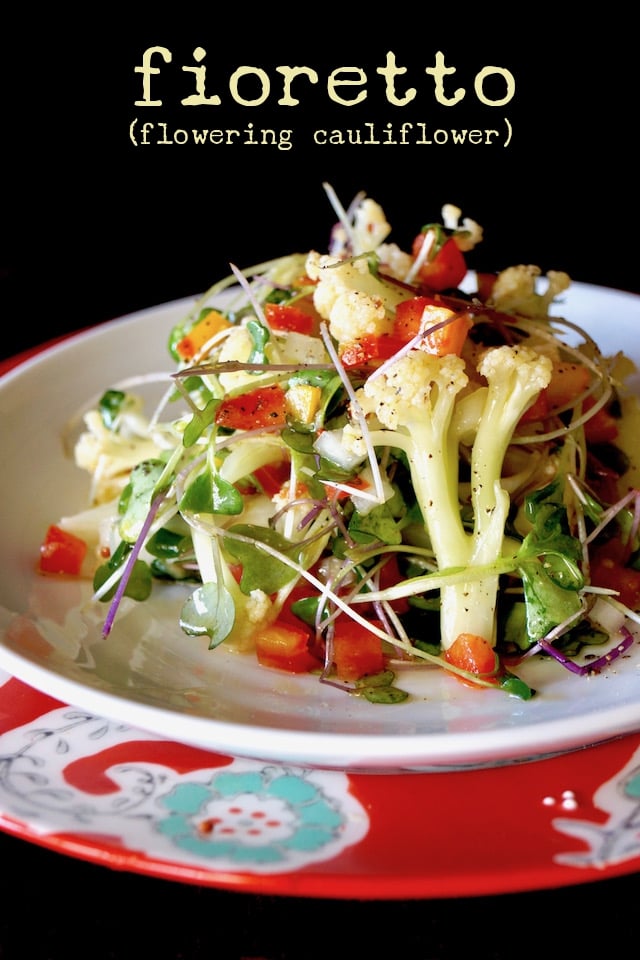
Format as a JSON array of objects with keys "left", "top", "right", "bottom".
[{"left": 1, "top": 283, "right": 639, "bottom": 771}]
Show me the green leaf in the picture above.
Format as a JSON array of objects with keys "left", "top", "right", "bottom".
[
  {"left": 99, "top": 389, "right": 126, "bottom": 429},
  {"left": 281, "top": 427, "right": 317, "bottom": 455},
  {"left": 514, "top": 478, "right": 585, "bottom": 642},
  {"left": 289, "top": 369, "right": 336, "bottom": 390},
  {"left": 290, "top": 595, "right": 325, "bottom": 626},
  {"left": 93, "top": 543, "right": 153, "bottom": 602},
  {"left": 246, "top": 319, "right": 270, "bottom": 365},
  {"left": 348, "top": 503, "right": 404, "bottom": 546},
  {"left": 179, "top": 582, "right": 236, "bottom": 649},
  {"left": 179, "top": 469, "right": 243, "bottom": 516},
  {"left": 518, "top": 561, "right": 583, "bottom": 643},
  {"left": 183, "top": 397, "right": 220, "bottom": 447},
  {"left": 225, "top": 524, "right": 301, "bottom": 593},
  {"left": 118, "top": 459, "right": 167, "bottom": 543},
  {"left": 145, "top": 527, "right": 192, "bottom": 560}
]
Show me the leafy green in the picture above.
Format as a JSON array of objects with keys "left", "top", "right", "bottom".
[
  {"left": 179, "top": 468, "right": 243, "bottom": 516},
  {"left": 179, "top": 581, "right": 236, "bottom": 649},
  {"left": 246, "top": 319, "right": 270, "bottom": 366},
  {"left": 516, "top": 480, "right": 584, "bottom": 643},
  {"left": 225, "top": 524, "right": 302, "bottom": 594},
  {"left": 93, "top": 541, "right": 153, "bottom": 602},
  {"left": 183, "top": 397, "right": 220, "bottom": 447},
  {"left": 98, "top": 389, "right": 127, "bottom": 429},
  {"left": 118, "top": 460, "right": 168, "bottom": 543}
]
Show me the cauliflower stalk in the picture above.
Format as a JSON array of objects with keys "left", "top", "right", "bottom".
[{"left": 345, "top": 343, "right": 553, "bottom": 651}]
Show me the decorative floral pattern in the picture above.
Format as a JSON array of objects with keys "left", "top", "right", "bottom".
[
  {"left": 0, "top": 687, "right": 368, "bottom": 873},
  {"left": 552, "top": 744, "right": 640, "bottom": 869},
  {"left": 157, "top": 767, "right": 359, "bottom": 867}
]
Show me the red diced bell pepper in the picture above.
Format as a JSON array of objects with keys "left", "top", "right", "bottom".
[
  {"left": 393, "top": 297, "right": 472, "bottom": 356},
  {"left": 252, "top": 461, "right": 291, "bottom": 496},
  {"left": 39, "top": 524, "right": 87, "bottom": 575},
  {"left": 339, "top": 334, "right": 405, "bottom": 369},
  {"left": 264, "top": 301, "right": 317, "bottom": 335},
  {"left": 411, "top": 235, "right": 468, "bottom": 291},
  {"left": 255, "top": 622, "right": 321, "bottom": 674},
  {"left": 332, "top": 619, "right": 385, "bottom": 682},
  {"left": 444, "top": 633, "right": 500, "bottom": 687},
  {"left": 215, "top": 384, "right": 288, "bottom": 430}
]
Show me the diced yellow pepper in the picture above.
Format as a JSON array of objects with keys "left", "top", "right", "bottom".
[
  {"left": 176, "top": 310, "right": 233, "bottom": 360},
  {"left": 285, "top": 383, "right": 322, "bottom": 424}
]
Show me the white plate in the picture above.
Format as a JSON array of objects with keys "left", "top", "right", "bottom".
[{"left": 1, "top": 284, "right": 640, "bottom": 772}]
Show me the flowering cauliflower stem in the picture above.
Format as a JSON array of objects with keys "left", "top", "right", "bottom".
[{"left": 346, "top": 343, "right": 552, "bottom": 652}]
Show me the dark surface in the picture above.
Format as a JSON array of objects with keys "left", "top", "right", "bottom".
[
  {"left": 0, "top": 827, "right": 638, "bottom": 960},
  {"left": 3, "top": 15, "right": 639, "bottom": 959}
]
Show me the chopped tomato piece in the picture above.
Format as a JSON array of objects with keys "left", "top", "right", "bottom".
[
  {"left": 377, "top": 555, "right": 411, "bottom": 614},
  {"left": 393, "top": 295, "right": 441, "bottom": 340},
  {"left": 292, "top": 274, "right": 318, "bottom": 288},
  {"left": 411, "top": 235, "right": 467, "bottom": 291},
  {"left": 215, "top": 384, "right": 287, "bottom": 430},
  {"left": 444, "top": 633, "right": 500, "bottom": 687},
  {"left": 332, "top": 619, "right": 385, "bottom": 682},
  {"left": 255, "top": 622, "right": 321, "bottom": 673},
  {"left": 39, "top": 525, "right": 87, "bottom": 575},
  {"left": 393, "top": 297, "right": 472, "bottom": 356}
]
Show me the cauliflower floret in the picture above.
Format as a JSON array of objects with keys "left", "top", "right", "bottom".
[
  {"left": 476, "top": 343, "right": 553, "bottom": 406},
  {"left": 357, "top": 351, "right": 469, "bottom": 430},
  {"left": 327, "top": 195, "right": 392, "bottom": 257},
  {"left": 489, "top": 265, "right": 571, "bottom": 318},
  {"left": 245, "top": 589, "right": 273, "bottom": 625},
  {"left": 376, "top": 242, "right": 414, "bottom": 281},
  {"left": 305, "top": 251, "right": 406, "bottom": 345},
  {"left": 329, "top": 289, "right": 391, "bottom": 344},
  {"left": 441, "top": 204, "right": 484, "bottom": 251},
  {"left": 350, "top": 197, "right": 392, "bottom": 254}
]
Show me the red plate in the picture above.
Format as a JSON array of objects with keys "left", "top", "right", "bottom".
[{"left": 1, "top": 669, "right": 639, "bottom": 899}]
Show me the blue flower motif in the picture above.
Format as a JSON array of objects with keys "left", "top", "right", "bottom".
[{"left": 156, "top": 766, "right": 347, "bottom": 865}]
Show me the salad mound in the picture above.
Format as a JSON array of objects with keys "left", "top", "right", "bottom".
[{"left": 40, "top": 185, "right": 640, "bottom": 704}]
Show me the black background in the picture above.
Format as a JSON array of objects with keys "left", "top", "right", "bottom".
[
  {"left": 2, "top": 13, "right": 639, "bottom": 959},
  {"left": 5, "top": 18, "right": 639, "bottom": 360}
]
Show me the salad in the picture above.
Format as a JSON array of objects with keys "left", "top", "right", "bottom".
[{"left": 39, "top": 184, "right": 640, "bottom": 704}]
